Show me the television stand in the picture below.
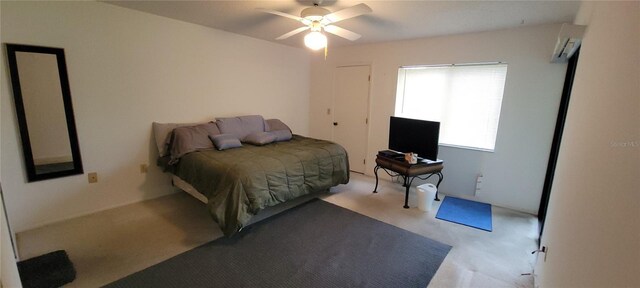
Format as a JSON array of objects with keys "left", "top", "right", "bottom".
[{"left": 373, "top": 153, "right": 444, "bottom": 209}]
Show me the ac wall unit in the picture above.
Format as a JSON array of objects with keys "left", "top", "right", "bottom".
[{"left": 551, "top": 24, "right": 586, "bottom": 63}]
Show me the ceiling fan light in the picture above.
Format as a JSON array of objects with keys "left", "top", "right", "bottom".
[
  {"left": 304, "top": 31, "right": 327, "bottom": 50},
  {"left": 306, "top": 15, "right": 324, "bottom": 22},
  {"left": 301, "top": 6, "right": 330, "bottom": 22}
]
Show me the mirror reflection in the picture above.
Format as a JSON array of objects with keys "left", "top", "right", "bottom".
[
  {"left": 6, "top": 44, "right": 83, "bottom": 182},
  {"left": 16, "top": 52, "right": 74, "bottom": 174}
]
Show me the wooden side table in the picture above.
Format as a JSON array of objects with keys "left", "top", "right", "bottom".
[{"left": 373, "top": 154, "right": 444, "bottom": 209}]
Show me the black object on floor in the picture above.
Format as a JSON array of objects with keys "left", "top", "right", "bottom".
[
  {"left": 18, "top": 250, "right": 76, "bottom": 288},
  {"left": 105, "top": 199, "right": 452, "bottom": 288}
]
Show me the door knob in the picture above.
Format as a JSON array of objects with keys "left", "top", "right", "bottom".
[{"left": 333, "top": 122, "right": 338, "bottom": 126}]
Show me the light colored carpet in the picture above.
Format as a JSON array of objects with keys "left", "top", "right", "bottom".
[{"left": 17, "top": 173, "right": 538, "bottom": 287}]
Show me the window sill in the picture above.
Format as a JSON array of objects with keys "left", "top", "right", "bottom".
[{"left": 439, "top": 143, "right": 495, "bottom": 153}]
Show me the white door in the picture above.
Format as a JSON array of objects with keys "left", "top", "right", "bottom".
[{"left": 333, "top": 65, "right": 370, "bottom": 173}]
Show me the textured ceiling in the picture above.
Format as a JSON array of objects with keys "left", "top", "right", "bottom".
[{"left": 105, "top": 1, "right": 581, "bottom": 48}]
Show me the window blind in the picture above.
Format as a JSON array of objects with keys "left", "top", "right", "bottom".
[{"left": 395, "top": 63, "right": 508, "bottom": 151}]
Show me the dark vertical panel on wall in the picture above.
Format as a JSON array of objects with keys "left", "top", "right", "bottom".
[{"left": 538, "top": 48, "right": 581, "bottom": 237}]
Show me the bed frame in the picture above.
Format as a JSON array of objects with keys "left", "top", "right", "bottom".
[
  {"left": 172, "top": 175, "right": 208, "bottom": 203},
  {"left": 172, "top": 174, "right": 325, "bottom": 228}
]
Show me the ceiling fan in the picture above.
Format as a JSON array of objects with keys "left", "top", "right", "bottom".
[{"left": 258, "top": 2, "right": 373, "bottom": 50}]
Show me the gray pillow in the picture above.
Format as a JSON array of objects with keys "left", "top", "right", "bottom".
[
  {"left": 153, "top": 121, "right": 201, "bottom": 156},
  {"left": 265, "top": 119, "right": 292, "bottom": 132},
  {"left": 270, "top": 130, "right": 293, "bottom": 142},
  {"left": 168, "top": 122, "right": 220, "bottom": 164},
  {"left": 216, "top": 115, "right": 266, "bottom": 140},
  {"left": 244, "top": 131, "right": 277, "bottom": 146},
  {"left": 210, "top": 134, "right": 242, "bottom": 150}
]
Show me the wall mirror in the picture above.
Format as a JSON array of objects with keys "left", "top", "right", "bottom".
[{"left": 6, "top": 44, "right": 83, "bottom": 182}]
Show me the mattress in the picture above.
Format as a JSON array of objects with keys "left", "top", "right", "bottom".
[{"left": 171, "top": 135, "right": 349, "bottom": 236}]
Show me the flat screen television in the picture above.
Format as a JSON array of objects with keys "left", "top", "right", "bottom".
[{"left": 388, "top": 116, "right": 440, "bottom": 161}]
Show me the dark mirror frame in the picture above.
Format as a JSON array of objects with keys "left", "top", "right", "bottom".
[{"left": 6, "top": 44, "right": 83, "bottom": 182}]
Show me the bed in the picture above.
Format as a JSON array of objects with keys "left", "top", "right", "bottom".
[{"left": 154, "top": 116, "right": 350, "bottom": 236}]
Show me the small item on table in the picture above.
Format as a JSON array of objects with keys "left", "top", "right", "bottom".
[{"left": 404, "top": 152, "right": 418, "bottom": 164}]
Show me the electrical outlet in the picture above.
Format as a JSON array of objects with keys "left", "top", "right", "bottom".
[
  {"left": 475, "top": 174, "right": 484, "bottom": 195},
  {"left": 140, "top": 164, "right": 148, "bottom": 173},
  {"left": 88, "top": 172, "right": 98, "bottom": 183}
]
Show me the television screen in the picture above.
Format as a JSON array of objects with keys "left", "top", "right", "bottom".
[{"left": 389, "top": 116, "right": 440, "bottom": 161}]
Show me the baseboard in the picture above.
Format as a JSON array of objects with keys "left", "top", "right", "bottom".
[{"left": 438, "top": 192, "right": 537, "bottom": 216}]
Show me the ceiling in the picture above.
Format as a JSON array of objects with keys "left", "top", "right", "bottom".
[{"left": 105, "top": 1, "right": 581, "bottom": 49}]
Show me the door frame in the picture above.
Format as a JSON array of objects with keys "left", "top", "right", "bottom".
[
  {"left": 332, "top": 64, "right": 373, "bottom": 173},
  {"left": 538, "top": 48, "right": 581, "bottom": 237}
]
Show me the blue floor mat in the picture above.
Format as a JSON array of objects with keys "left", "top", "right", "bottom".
[{"left": 436, "top": 196, "right": 492, "bottom": 231}]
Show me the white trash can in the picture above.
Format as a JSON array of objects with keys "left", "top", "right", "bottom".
[{"left": 417, "top": 183, "right": 438, "bottom": 212}]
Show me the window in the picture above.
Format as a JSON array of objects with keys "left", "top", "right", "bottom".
[{"left": 395, "top": 63, "right": 508, "bottom": 151}]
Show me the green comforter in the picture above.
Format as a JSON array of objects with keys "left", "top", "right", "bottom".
[{"left": 174, "top": 135, "right": 349, "bottom": 236}]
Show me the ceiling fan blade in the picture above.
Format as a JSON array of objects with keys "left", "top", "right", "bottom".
[
  {"left": 323, "top": 3, "right": 372, "bottom": 24},
  {"left": 257, "top": 8, "right": 305, "bottom": 23},
  {"left": 277, "top": 26, "right": 310, "bottom": 40},
  {"left": 324, "top": 25, "right": 362, "bottom": 41}
]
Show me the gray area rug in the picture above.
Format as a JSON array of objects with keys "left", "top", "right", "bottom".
[{"left": 105, "top": 199, "right": 451, "bottom": 288}]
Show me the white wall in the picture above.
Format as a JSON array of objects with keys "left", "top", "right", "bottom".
[
  {"left": 1, "top": 1, "right": 310, "bottom": 233},
  {"left": 0, "top": 3, "right": 23, "bottom": 285},
  {"left": 535, "top": 2, "right": 640, "bottom": 287},
  {"left": 1, "top": 195, "right": 22, "bottom": 288},
  {"left": 310, "top": 24, "right": 567, "bottom": 213}
]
